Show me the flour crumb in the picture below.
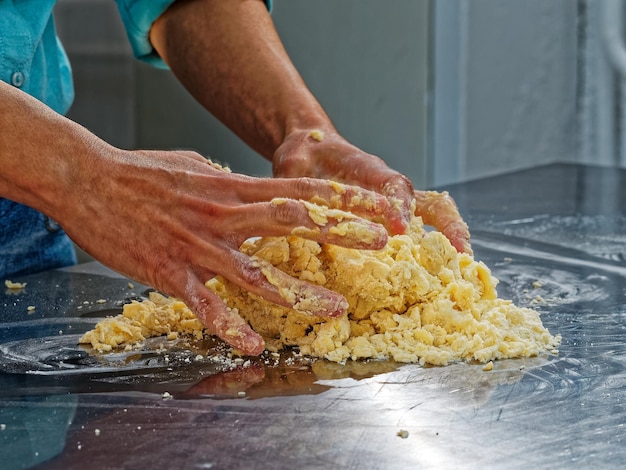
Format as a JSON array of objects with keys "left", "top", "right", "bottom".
[
  {"left": 5, "top": 280, "right": 26, "bottom": 289},
  {"left": 309, "top": 129, "right": 324, "bottom": 142}
]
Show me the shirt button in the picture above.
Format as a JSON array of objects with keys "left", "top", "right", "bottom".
[
  {"left": 44, "top": 216, "right": 61, "bottom": 233},
  {"left": 11, "top": 71, "right": 24, "bottom": 88}
]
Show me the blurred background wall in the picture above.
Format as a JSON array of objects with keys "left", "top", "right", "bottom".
[
  {"left": 431, "top": 0, "right": 579, "bottom": 184},
  {"left": 53, "top": 0, "right": 624, "bottom": 261}
]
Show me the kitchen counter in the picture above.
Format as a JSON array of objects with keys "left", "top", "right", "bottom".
[{"left": 1, "top": 163, "right": 625, "bottom": 469}]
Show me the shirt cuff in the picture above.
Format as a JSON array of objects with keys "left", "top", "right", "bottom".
[{"left": 116, "top": 0, "right": 273, "bottom": 70}]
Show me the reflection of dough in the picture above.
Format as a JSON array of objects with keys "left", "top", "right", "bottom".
[{"left": 81, "top": 215, "right": 560, "bottom": 365}]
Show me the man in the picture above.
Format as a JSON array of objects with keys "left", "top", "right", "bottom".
[{"left": 0, "top": 0, "right": 470, "bottom": 354}]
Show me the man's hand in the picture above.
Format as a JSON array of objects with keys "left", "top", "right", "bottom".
[
  {"left": 273, "top": 129, "right": 414, "bottom": 236},
  {"left": 273, "top": 128, "right": 472, "bottom": 253},
  {"left": 59, "top": 148, "right": 391, "bottom": 355}
]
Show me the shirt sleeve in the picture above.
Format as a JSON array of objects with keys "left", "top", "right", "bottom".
[{"left": 115, "top": 0, "right": 273, "bottom": 70}]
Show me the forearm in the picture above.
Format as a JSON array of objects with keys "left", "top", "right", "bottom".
[
  {"left": 0, "top": 81, "right": 111, "bottom": 222},
  {"left": 150, "top": 0, "right": 333, "bottom": 160}
]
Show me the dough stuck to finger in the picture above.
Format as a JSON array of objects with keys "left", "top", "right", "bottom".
[
  {"left": 251, "top": 257, "right": 348, "bottom": 317},
  {"left": 80, "top": 197, "right": 560, "bottom": 366},
  {"left": 272, "top": 198, "right": 388, "bottom": 249}
]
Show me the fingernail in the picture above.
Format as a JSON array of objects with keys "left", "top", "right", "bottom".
[
  {"left": 225, "top": 326, "right": 265, "bottom": 355},
  {"left": 242, "top": 332, "right": 265, "bottom": 355}
]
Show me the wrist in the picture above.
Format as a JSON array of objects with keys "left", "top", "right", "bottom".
[{"left": 272, "top": 123, "right": 348, "bottom": 178}]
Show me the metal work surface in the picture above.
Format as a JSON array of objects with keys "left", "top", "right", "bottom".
[{"left": 1, "top": 163, "right": 625, "bottom": 469}]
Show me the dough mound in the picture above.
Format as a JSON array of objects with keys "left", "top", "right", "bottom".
[{"left": 81, "top": 215, "right": 560, "bottom": 365}]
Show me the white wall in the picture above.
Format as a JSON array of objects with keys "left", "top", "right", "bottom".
[{"left": 432, "top": 0, "right": 580, "bottom": 185}]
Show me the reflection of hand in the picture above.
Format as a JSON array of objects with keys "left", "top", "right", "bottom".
[
  {"left": 184, "top": 360, "right": 329, "bottom": 400},
  {"left": 60, "top": 149, "right": 392, "bottom": 356},
  {"left": 183, "top": 363, "right": 266, "bottom": 397}
]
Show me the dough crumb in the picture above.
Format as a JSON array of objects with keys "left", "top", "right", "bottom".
[
  {"left": 206, "top": 158, "right": 232, "bottom": 173},
  {"left": 80, "top": 206, "right": 560, "bottom": 366},
  {"left": 5, "top": 280, "right": 26, "bottom": 289},
  {"left": 397, "top": 430, "right": 409, "bottom": 439},
  {"left": 482, "top": 361, "right": 494, "bottom": 371},
  {"left": 309, "top": 129, "right": 325, "bottom": 142}
]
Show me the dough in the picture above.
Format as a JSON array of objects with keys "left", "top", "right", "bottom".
[
  {"left": 80, "top": 214, "right": 560, "bottom": 365},
  {"left": 80, "top": 293, "right": 204, "bottom": 352}
]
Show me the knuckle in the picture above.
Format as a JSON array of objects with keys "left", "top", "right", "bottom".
[
  {"left": 271, "top": 199, "right": 304, "bottom": 226},
  {"left": 238, "top": 261, "right": 267, "bottom": 286},
  {"left": 292, "top": 177, "right": 320, "bottom": 197}
]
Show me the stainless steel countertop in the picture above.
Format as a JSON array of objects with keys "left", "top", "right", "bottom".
[{"left": 1, "top": 163, "right": 625, "bottom": 469}]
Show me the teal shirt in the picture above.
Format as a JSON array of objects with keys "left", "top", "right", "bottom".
[{"left": 0, "top": 1, "right": 73, "bottom": 114}]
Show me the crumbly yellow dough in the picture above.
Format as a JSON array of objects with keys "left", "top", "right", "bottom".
[
  {"left": 309, "top": 129, "right": 325, "bottom": 142},
  {"left": 80, "top": 214, "right": 560, "bottom": 365},
  {"left": 80, "top": 292, "right": 204, "bottom": 352}
]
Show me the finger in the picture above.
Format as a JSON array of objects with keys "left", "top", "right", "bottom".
[
  {"left": 235, "top": 176, "right": 398, "bottom": 232},
  {"left": 220, "top": 250, "right": 349, "bottom": 318},
  {"left": 183, "top": 274, "right": 265, "bottom": 355},
  {"left": 380, "top": 173, "right": 414, "bottom": 235},
  {"left": 413, "top": 190, "right": 472, "bottom": 254},
  {"left": 228, "top": 198, "right": 388, "bottom": 250}
]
